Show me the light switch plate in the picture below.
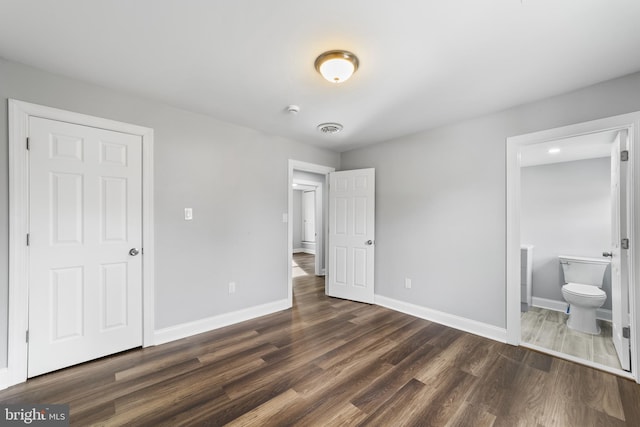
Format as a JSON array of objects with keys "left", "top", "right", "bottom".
[
  {"left": 184, "top": 208, "right": 193, "bottom": 220},
  {"left": 282, "top": 213, "right": 288, "bottom": 223}
]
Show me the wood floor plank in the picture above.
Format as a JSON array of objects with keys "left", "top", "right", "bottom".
[
  {"left": 0, "top": 253, "right": 638, "bottom": 426},
  {"left": 445, "top": 402, "right": 496, "bottom": 427},
  {"left": 408, "top": 368, "right": 477, "bottom": 426},
  {"left": 356, "top": 378, "right": 432, "bottom": 426},
  {"left": 618, "top": 376, "right": 640, "bottom": 425},
  {"left": 350, "top": 341, "right": 439, "bottom": 413},
  {"left": 224, "top": 388, "right": 303, "bottom": 427}
]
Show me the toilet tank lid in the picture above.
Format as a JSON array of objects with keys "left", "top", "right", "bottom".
[{"left": 558, "top": 255, "right": 610, "bottom": 265}]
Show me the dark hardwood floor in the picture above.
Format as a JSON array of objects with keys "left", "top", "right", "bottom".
[{"left": 1, "top": 253, "right": 639, "bottom": 426}]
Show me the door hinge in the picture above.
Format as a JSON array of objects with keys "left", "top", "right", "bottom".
[
  {"left": 621, "top": 150, "right": 629, "bottom": 162},
  {"left": 26, "top": 137, "right": 30, "bottom": 150},
  {"left": 623, "top": 326, "right": 630, "bottom": 339},
  {"left": 26, "top": 330, "right": 29, "bottom": 343},
  {"left": 26, "top": 233, "right": 30, "bottom": 246},
  {"left": 621, "top": 238, "right": 629, "bottom": 250}
]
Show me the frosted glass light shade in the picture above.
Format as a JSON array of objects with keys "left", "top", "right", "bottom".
[{"left": 315, "top": 50, "right": 359, "bottom": 83}]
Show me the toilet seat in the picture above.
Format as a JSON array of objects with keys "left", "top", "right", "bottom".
[{"left": 563, "top": 282, "right": 606, "bottom": 299}]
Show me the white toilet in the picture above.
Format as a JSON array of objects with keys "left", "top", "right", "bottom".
[{"left": 559, "top": 255, "right": 610, "bottom": 335}]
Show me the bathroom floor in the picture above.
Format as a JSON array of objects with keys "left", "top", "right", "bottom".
[{"left": 521, "top": 306, "right": 622, "bottom": 371}]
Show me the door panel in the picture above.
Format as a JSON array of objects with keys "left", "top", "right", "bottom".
[
  {"left": 51, "top": 267, "right": 84, "bottom": 340},
  {"left": 28, "top": 117, "right": 143, "bottom": 377},
  {"left": 101, "top": 262, "right": 129, "bottom": 330},
  {"left": 328, "top": 169, "right": 375, "bottom": 303},
  {"left": 611, "top": 131, "right": 631, "bottom": 371}
]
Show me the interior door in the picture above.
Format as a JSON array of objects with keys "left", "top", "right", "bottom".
[
  {"left": 327, "top": 169, "right": 375, "bottom": 304},
  {"left": 610, "top": 130, "right": 631, "bottom": 371},
  {"left": 28, "top": 117, "right": 143, "bottom": 377}
]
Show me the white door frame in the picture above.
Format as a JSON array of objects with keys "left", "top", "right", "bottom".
[
  {"left": 506, "top": 111, "right": 640, "bottom": 383},
  {"left": 7, "top": 100, "right": 155, "bottom": 387},
  {"left": 287, "top": 160, "right": 334, "bottom": 306}
]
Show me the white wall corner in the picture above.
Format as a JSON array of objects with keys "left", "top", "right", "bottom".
[
  {"left": 374, "top": 295, "right": 507, "bottom": 343},
  {"left": 153, "top": 299, "right": 290, "bottom": 345},
  {"left": 0, "top": 368, "right": 8, "bottom": 391}
]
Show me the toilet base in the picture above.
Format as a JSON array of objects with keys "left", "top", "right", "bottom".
[{"left": 566, "top": 304, "right": 600, "bottom": 335}]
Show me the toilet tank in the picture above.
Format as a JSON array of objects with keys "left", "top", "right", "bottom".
[{"left": 558, "top": 255, "right": 610, "bottom": 287}]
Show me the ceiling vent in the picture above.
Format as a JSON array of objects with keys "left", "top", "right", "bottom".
[{"left": 317, "top": 122, "right": 343, "bottom": 134}]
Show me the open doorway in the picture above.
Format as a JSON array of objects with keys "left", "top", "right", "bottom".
[
  {"left": 506, "top": 112, "right": 640, "bottom": 383},
  {"left": 518, "top": 130, "right": 623, "bottom": 371},
  {"left": 287, "top": 160, "right": 335, "bottom": 306},
  {"left": 292, "top": 178, "right": 322, "bottom": 275}
]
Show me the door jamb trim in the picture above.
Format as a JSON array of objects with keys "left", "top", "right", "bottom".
[{"left": 7, "top": 99, "right": 155, "bottom": 387}]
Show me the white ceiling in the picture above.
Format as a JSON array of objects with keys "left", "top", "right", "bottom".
[
  {"left": 520, "top": 130, "right": 618, "bottom": 167},
  {"left": 1, "top": 1, "right": 639, "bottom": 152}
]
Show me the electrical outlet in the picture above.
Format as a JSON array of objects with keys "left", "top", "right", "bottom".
[
  {"left": 404, "top": 278, "right": 412, "bottom": 289},
  {"left": 229, "top": 282, "right": 236, "bottom": 294},
  {"left": 184, "top": 208, "right": 193, "bottom": 221}
]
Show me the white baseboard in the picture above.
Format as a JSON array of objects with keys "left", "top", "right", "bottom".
[
  {"left": 0, "top": 368, "right": 8, "bottom": 391},
  {"left": 154, "top": 299, "right": 290, "bottom": 345},
  {"left": 293, "top": 248, "right": 316, "bottom": 255},
  {"left": 532, "top": 297, "right": 568, "bottom": 313},
  {"left": 374, "top": 295, "right": 507, "bottom": 343},
  {"left": 532, "top": 296, "right": 612, "bottom": 322}
]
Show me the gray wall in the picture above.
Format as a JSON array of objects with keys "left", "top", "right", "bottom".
[
  {"left": 521, "top": 158, "right": 612, "bottom": 309},
  {"left": 292, "top": 190, "right": 303, "bottom": 250},
  {"left": 0, "top": 57, "right": 340, "bottom": 368},
  {"left": 341, "top": 71, "right": 640, "bottom": 328}
]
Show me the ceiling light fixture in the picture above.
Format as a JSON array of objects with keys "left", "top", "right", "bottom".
[
  {"left": 548, "top": 147, "right": 561, "bottom": 154},
  {"left": 314, "top": 50, "right": 359, "bottom": 83}
]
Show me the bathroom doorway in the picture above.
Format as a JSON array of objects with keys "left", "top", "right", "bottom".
[{"left": 506, "top": 112, "right": 640, "bottom": 382}]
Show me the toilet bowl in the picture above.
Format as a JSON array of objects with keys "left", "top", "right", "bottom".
[
  {"left": 559, "top": 255, "right": 610, "bottom": 335},
  {"left": 561, "top": 283, "right": 607, "bottom": 334}
]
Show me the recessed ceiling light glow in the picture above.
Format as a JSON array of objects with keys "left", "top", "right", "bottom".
[
  {"left": 314, "top": 50, "right": 359, "bottom": 83},
  {"left": 548, "top": 147, "right": 561, "bottom": 154}
]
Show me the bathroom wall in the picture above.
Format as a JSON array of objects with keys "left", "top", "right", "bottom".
[{"left": 521, "top": 157, "right": 612, "bottom": 309}]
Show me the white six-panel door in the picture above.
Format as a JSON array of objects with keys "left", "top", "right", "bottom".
[
  {"left": 611, "top": 131, "right": 631, "bottom": 371},
  {"left": 28, "top": 117, "right": 143, "bottom": 377},
  {"left": 328, "top": 169, "right": 375, "bottom": 304}
]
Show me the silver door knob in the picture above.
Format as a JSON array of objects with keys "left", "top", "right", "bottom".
[
  {"left": 365, "top": 240, "right": 374, "bottom": 246},
  {"left": 602, "top": 251, "right": 612, "bottom": 258},
  {"left": 129, "top": 248, "right": 140, "bottom": 256}
]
